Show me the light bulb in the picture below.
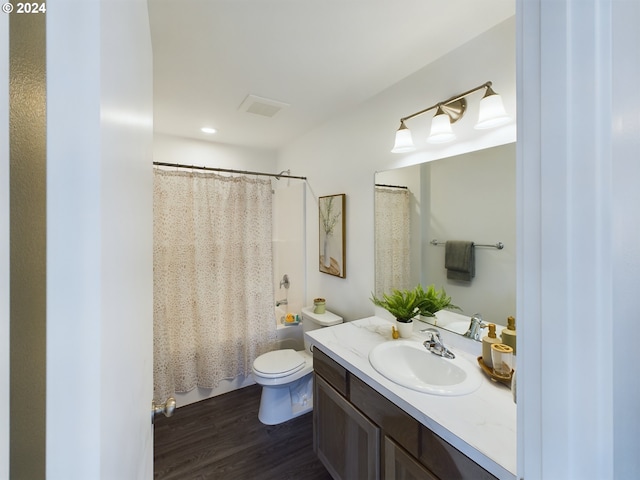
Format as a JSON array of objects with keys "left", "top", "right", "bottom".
[
  {"left": 427, "top": 107, "right": 455, "bottom": 144},
  {"left": 475, "top": 88, "right": 510, "bottom": 129},
  {"left": 391, "top": 122, "right": 416, "bottom": 153}
]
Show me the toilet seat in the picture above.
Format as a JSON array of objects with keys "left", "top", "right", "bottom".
[{"left": 253, "top": 349, "right": 306, "bottom": 379}]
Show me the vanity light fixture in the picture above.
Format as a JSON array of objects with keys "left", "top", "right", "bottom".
[
  {"left": 390, "top": 120, "right": 415, "bottom": 153},
  {"left": 201, "top": 127, "right": 217, "bottom": 134},
  {"left": 427, "top": 105, "right": 457, "bottom": 144},
  {"left": 391, "top": 81, "right": 511, "bottom": 153},
  {"left": 474, "top": 84, "right": 510, "bottom": 129}
]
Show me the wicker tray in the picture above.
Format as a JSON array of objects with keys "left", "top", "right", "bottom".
[{"left": 477, "top": 356, "right": 513, "bottom": 387}]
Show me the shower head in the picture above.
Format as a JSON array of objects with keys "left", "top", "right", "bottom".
[{"left": 275, "top": 169, "right": 290, "bottom": 180}]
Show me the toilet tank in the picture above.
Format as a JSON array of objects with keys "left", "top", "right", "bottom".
[{"left": 301, "top": 306, "right": 343, "bottom": 352}]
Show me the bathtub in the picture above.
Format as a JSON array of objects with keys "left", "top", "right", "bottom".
[{"left": 274, "top": 306, "right": 304, "bottom": 351}]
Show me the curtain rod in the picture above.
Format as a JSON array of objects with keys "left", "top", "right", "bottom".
[
  {"left": 153, "top": 162, "right": 307, "bottom": 180},
  {"left": 375, "top": 183, "right": 408, "bottom": 190}
]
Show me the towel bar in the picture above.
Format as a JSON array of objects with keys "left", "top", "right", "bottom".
[{"left": 430, "top": 239, "right": 504, "bottom": 250}]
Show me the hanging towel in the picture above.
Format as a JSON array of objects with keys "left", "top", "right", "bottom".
[{"left": 445, "top": 240, "right": 475, "bottom": 281}]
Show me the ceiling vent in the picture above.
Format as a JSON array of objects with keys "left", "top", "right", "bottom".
[{"left": 238, "top": 94, "right": 290, "bottom": 118}]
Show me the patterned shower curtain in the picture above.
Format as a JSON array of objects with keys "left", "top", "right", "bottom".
[
  {"left": 374, "top": 186, "right": 411, "bottom": 297},
  {"left": 153, "top": 169, "right": 277, "bottom": 402}
]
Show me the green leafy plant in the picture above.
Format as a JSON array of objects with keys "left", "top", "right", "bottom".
[
  {"left": 370, "top": 284, "right": 459, "bottom": 323},
  {"left": 320, "top": 196, "right": 341, "bottom": 236}
]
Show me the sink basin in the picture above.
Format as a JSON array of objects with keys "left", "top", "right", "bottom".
[{"left": 369, "top": 340, "right": 482, "bottom": 396}]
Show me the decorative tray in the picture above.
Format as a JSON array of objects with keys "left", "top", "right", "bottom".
[
  {"left": 281, "top": 315, "right": 301, "bottom": 326},
  {"left": 477, "top": 356, "right": 513, "bottom": 387}
]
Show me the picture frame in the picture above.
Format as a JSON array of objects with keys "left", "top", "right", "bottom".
[{"left": 319, "top": 194, "right": 346, "bottom": 278}]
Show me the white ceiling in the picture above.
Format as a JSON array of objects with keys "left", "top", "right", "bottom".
[{"left": 148, "top": 0, "right": 515, "bottom": 151}]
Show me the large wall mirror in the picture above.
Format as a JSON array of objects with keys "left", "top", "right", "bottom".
[{"left": 374, "top": 143, "right": 516, "bottom": 334}]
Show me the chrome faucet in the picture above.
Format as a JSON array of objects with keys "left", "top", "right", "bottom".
[
  {"left": 421, "top": 328, "right": 455, "bottom": 359},
  {"left": 275, "top": 298, "right": 288, "bottom": 307},
  {"left": 464, "top": 313, "right": 486, "bottom": 341}
]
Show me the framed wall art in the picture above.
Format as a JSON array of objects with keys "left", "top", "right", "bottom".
[{"left": 319, "top": 194, "right": 346, "bottom": 278}]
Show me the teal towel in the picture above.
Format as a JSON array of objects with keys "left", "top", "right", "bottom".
[{"left": 445, "top": 241, "right": 475, "bottom": 281}]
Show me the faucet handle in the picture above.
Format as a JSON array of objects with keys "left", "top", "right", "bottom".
[{"left": 420, "top": 327, "right": 441, "bottom": 342}]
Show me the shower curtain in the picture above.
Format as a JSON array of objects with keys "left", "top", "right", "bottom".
[
  {"left": 374, "top": 186, "right": 411, "bottom": 297},
  {"left": 153, "top": 169, "right": 277, "bottom": 402}
]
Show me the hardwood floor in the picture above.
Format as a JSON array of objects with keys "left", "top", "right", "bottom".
[{"left": 154, "top": 384, "right": 333, "bottom": 480}]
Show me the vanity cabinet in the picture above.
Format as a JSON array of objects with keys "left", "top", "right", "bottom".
[
  {"left": 313, "top": 347, "right": 498, "bottom": 480},
  {"left": 314, "top": 375, "right": 380, "bottom": 479},
  {"left": 384, "top": 436, "right": 438, "bottom": 480}
]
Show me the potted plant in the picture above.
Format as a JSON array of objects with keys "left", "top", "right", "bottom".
[{"left": 370, "top": 284, "right": 459, "bottom": 338}]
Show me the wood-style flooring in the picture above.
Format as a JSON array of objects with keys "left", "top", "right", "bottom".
[{"left": 154, "top": 384, "right": 333, "bottom": 480}]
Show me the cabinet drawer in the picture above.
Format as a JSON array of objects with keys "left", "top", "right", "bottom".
[
  {"left": 313, "top": 347, "right": 348, "bottom": 397},
  {"left": 419, "top": 425, "right": 498, "bottom": 480},
  {"left": 350, "top": 375, "right": 420, "bottom": 459}
]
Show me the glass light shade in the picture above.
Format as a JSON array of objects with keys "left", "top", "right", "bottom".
[
  {"left": 475, "top": 92, "right": 511, "bottom": 129},
  {"left": 427, "top": 111, "right": 455, "bottom": 144},
  {"left": 391, "top": 124, "right": 416, "bottom": 153}
]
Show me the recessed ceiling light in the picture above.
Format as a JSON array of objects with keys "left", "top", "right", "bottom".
[{"left": 201, "top": 127, "right": 217, "bottom": 134}]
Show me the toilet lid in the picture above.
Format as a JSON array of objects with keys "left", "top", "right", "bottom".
[{"left": 253, "top": 349, "right": 306, "bottom": 378}]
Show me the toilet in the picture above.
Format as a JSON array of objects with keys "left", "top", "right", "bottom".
[{"left": 252, "top": 306, "right": 343, "bottom": 425}]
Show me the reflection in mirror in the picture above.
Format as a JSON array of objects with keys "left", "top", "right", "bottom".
[
  {"left": 374, "top": 143, "right": 516, "bottom": 336},
  {"left": 374, "top": 184, "right": 411, "bottom": 295}
]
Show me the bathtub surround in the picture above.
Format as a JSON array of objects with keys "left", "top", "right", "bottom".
[
  {"left": 272, "top": 181, "right": 306, "bottom": 317},
  {"left": 153, "top": 169, "right": 276, "bottom": 403}
]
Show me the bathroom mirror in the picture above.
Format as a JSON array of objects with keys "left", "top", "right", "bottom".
[{"left": 374, "top": 143, "right": 516, "bottom": 335}]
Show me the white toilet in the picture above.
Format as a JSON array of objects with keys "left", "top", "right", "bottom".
[{"left": 252, "top": 306, "right": 343, "bottom": 425}]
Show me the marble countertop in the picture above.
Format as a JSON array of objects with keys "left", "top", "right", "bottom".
[{"left": 306, "top": 316, "right": 516, "bottom": 480}]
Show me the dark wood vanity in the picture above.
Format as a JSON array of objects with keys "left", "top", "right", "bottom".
[{"left": 313, "top": 347, "right": 498, "bottom": 480}]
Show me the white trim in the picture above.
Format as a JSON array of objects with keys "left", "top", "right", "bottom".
[{"left": 517, "top": 0, "right": 640, "bottom": 477}]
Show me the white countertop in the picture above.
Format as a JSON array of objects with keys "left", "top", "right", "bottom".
[{"left": 306, "top": 316, "right": 516, "bottom": 480}]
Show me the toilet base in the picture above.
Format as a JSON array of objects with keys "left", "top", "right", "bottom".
[{"left": 257, "top": 374, "right": 313, "bottom": 425}]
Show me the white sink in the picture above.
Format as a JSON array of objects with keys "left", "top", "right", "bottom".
[{"left": 369, "top": 340, "right": 482, "bottom": 396}]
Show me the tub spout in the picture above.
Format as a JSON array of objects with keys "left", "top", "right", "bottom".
[{"left": 275, "top": 298, "right": 288, "bottom": 307}]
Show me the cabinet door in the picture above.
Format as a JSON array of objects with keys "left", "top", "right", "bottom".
[
  {"left": 384, "top": 437, "right": 438, "bottom": 480},
  {"left": 314, "top": 374, "right": 380, "bottom": 480}
]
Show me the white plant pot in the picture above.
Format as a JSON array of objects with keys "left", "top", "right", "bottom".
[{"left": 396, "top": 320, "right": 414, "bottom": 338}]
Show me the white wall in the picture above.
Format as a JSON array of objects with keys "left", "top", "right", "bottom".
[
  {"left": 425, "top": 144, "right": 516, "bottom": 323},
  {"left": 154, "top": 132, "right": 277, "bottom": 171},
  {"left": 517, "top": 0, "right": 640, "bottom": 477},
  {"left": 611, "top": 3, "right": 640, "bottom": 477},
  {"left": 47, "top": 1, "right": 154, "bottom": 478},
  {"left": 278, "top": 18, "right": 516, "bottom": 321}
]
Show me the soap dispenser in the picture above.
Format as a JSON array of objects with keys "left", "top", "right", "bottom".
[
  {"left": 501, "top": 316, "right": 517, "bottom": 355},
  {"left": 482, "top": 324, "right": 500, "bottom": 368}
]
